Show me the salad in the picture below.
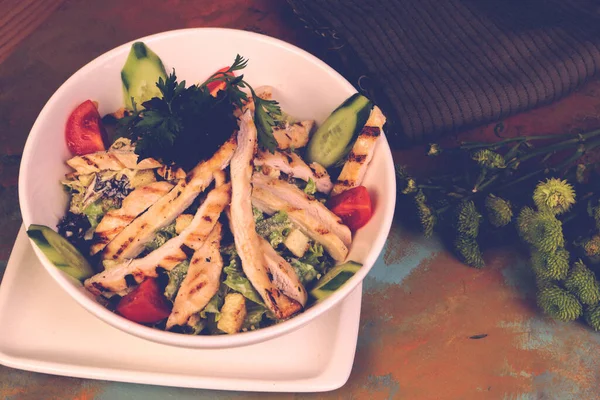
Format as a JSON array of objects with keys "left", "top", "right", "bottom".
[{"left": 27, "top": 42, "right": 386, "bottom": 335}]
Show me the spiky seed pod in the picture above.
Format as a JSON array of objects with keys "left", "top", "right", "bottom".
[
  {"left": 485, "top": 194, "right": 513, "bottom": 227},
  {"left": 471, "top": 149, "right": 506, "bottom": 169},
  {"left": 414, "top": 190, "right": 436, "bottom": 237},
  {"left": 523, "top": 212, "right": 565, "bottom": 253},
  {"left": 534, "top": 273, "right": 553, "bottom": 290},
  {"left": 582, "top": 235, "right": 600, "bottom": 264},
  {"left": 395, "top": 165, "right": 417, "bottom": 195},
  {"left": 456, "top": 200, "right": 481, "bottom": 238},
  {"left": 454, "top": 235, "right": 485, "bottom": 268},
  {"left": 530, "top": 248, "right": 570, "bottom": 281},
  {"left": 532, "top": 178, "right": 576, "bottom": 215},
  {"left": 537, "top": 284, "right": 583, "bottom": 322},
  {"left": 583, "top": 235, "right": 600, "bottom": 257},
  {"left": 517, "top": 206, "right": 536, "bottom": 242},
  {"left": 584, "top": 304, "right": 600, "bottom": 331},
  {"left": 564, "top": 260, "right": 600, "bottom": 306}
]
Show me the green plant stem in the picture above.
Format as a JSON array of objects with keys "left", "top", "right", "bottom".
[
  {"left": 459, "top": 131, "right": 599, "bottom": 151},
  {"left": 474, "top": 174, "right": 500, "bottom": 193},
  {"left": 418, "top": 184, "right": 447, "bottom": 190},
  {"left": 492, "top": 138, "right": 600, "bottom": 193},
  {"left": 506, "top": 130, "right": 600, "bottom": 168}
]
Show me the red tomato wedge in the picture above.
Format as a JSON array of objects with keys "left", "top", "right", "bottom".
[
  {"left": 327, "top": 186, "right": 373, "bottom": 231},
  {"left": 205, "top": 67, "right": 234, "bottom": 96},
  {"left": 116, "top": 278, "right": 172, "bottom": 324},
  {"left": 65, "top": 100, "right": 107, "bottom": 155}
]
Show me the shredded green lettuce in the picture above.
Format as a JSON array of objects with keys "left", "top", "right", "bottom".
[
  {"left": 252, "top": 206, "right": 265, "bottom": 223},
  {"left": 82, "top": 202, "right": 104, "bottom": 229},
  {"left": 301, "top": 242, "right": 324, "bottom": 266},
  {"left": 222, "top": 251, "right": 263, "bottom": 305},
  {"left": 255, "top": 211, "right": 292, "bottom": 248},
  {"left": 200, "top": 286, "right": 225, "bottom": 320},
  {"left": 301, "top": 242, "right": 334, "bottom": 273},
  {"left": 145, "top": 222, "right": 177, "bottom": 251},
  {"left": 62, "top": 174, "right": 96, "bottom": 214},
  {"left": 164, "top": 260, "right": 189, "bottom": 301},
  {"left": 289, "top": 258, "right": 319, "bottom": 285},
  {"left": 304, "top": 178, "right": 317, "bottom": 195},
  {"left": 243, "top": 302, "right": 270, "bottom": 330}
]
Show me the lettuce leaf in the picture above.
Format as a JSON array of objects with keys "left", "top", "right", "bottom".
[
  {"left": 301, "top": 242, "right": 324, "bottom": 266},
  {"left": 62, "top": 174, "right": 96, "bottom": 214},
  {"left": 255, "top": 211, "right": 292, "bottom": 248},
  {"left": 252, "top": 206, "right": 265, "bottom": 223},
  {"left": 289, "top": 258, "right": 319, "bottom": 285},
  {"left": 303, "top": 178, "right": 317, "bottom": 195},
  {"left": 222, "top": 252, "right": 263, "bottom": 305},
  {"left": 242, "top": 302, "right": 270, "bottom": 330},
  {"left": 82, "top": 201, "right": 104, "bottom": 229},
  {"left": 301, "top": 242, "right": 334, "bottom": 273},
  {"left": 200, "top": 286, "right": 225, "bottom": 319},
  {"left": 145, "top": 222, "right": 177, "bottom": 251},
  {"left": 164, "top": 260, "right": 189, "bottom": 301}
]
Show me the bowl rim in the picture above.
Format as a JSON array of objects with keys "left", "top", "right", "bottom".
[{"left": 19, "top": 27, "right": 396, "bottom": 348}]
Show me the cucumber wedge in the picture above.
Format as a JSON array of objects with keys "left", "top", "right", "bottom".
[
  {"left": 310, "top": 261, "right": 362, "bottom": 301},
  {"left": 121, "top": 42, "right": 167, "bottom": 110},
  {"left": 306, "top": 94, "right": 373, "bottom": 168},
  {"left": 27, "top": 224, "right": 94, "bottom": 281}
]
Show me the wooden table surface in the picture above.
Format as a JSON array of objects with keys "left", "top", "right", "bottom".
[{"left": 2, "top": 1, "right": 600, "bottom": 399}]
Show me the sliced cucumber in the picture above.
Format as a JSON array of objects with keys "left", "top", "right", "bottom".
[
  {"left": 306, "top": 94, "right": 373, "bottom": 168},
  {"left": 27, "top": 224, "right": 94, "bottom": 281},
  {"left": 310, "top": 261, "right": 362, "bottom": 301},
  {"left": 121, "top": 42, "right": 167, "bottom": 110}
]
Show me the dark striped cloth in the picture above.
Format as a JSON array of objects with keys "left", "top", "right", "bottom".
[{"left": 287, "top": 0, "right": 600, "bottom": 147}]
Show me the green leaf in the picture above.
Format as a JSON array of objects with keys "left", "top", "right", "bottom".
[
  {"left": 145, "top": 222, "right": 176, "bottom": 252},
  {"left": 289, "top": 258, "right": 319, "bottom": 285},
  {"left": 255, "top": 211, "right": 292, "bottom": 248},
  {"left": 164, "top": 260, "right": 189, "bottom": 302},
  {"left": 242, "top": 302, "right": 269, "bottom": 330},
  {"left": 304, "top": 178, "right": 317, "bottom": 195},
  {"left": 251, "top": 87, "right": 281, "bottom": 152},
  {"left": 222, "top": 250, "right": 263, "bottom": 305},
  {"left": 82, "top": 201, "right": 105, "bottom": 229}
]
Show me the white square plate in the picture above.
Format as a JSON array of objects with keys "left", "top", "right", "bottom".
[{"left": 0, "top": 227, "right": 362, "bottom": 392}]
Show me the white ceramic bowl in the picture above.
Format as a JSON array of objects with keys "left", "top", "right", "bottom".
[{"left": 19, "top": 28, "right": 396, "bottom": 348}]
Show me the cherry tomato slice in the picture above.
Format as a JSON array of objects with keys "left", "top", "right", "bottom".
[
  {"left": 65, "top": 100, "right": 107, "bottom": 155},
  {"left": 205, "top": 67, "right": 234, "bottom": 96},
  {"left": 327, "top": 186, "right": 373, "bottom": 232},
  {"left": 116, "top": 278, "right": 172, "bottom": 324}
]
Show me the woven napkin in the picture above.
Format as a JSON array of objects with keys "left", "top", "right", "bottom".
[{"left": 288, "top": 0, "right": 600, "bottom": 147}]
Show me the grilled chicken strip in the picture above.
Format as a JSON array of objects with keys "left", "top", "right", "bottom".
[
  {"left": 273, "top": 121, "right": 314, "bottom": 150},
  {"left": 330, "top": 106, "right": 386, "bottom": 196},
  {"left": 252, "top": 173, "right": 351, "bottom": 246},
  {"left": 166, "top": 223, "right": 223, "bottom": 329},
  {"left": 259, "top": 237, "right": 307, "bottom": 306},
  {"left": 90, "top": 181, "right": 174, "bottom": 255},
  {"left": 102, "top": 136, "right": 236, "bottom": 261},
  {"left": 254, "top": 150, "right": 332, "bottom": 194},
  {"left": 85, "top": 183, "right": 231, "bottom": 295},
  {"left": 66, "top": 150, "right": 162, "bottom": 175},
  {"left": 229, "top": 110, "right": 302, "bottom": 319},
  {"left": 252, "top": 186, "right": 348, "bottom": 261}
]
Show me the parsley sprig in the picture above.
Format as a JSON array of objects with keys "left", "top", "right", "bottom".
[
  {"left": 115, "top": 55, "right": 282, "bottom": 170},
  {"left": 199, "top": 55, "right": 282, "bottom": 152}
]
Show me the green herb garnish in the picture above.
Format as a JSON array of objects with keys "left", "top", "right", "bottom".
[{"left": 116, "top": 54, "right": 282, "bottom": 170}]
